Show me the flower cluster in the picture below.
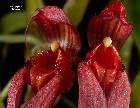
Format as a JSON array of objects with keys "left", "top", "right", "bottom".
[{"left": 7, "top": 1, "right": 133, "bottom": 108}]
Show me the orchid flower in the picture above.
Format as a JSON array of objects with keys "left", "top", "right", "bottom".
[
  {"left": 7, "top": 1, "right": 133, "bottom": 108},
  {"left": 7, "top": 6, "right": 81, "bottom": 108},
  {"left": 78, "top": 37, "right": 131, "bottom": 108},
  {"left": 87, "top": 1, "right": 133, "bottom": 50},
  {"left": 78, "top": 1, "right": 132, "bottom": 108}
]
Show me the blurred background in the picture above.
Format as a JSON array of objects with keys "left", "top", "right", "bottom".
[{"left": 0, "top": 0, "right": 140, "bottom": 107}]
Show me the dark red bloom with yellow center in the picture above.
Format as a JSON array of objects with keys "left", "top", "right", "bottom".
[
  {"left": 7, "top": 6, "right": 81, "bottom": 108},
  {"left": 78, "top": 1, "right": 132, "bottom": 108}
]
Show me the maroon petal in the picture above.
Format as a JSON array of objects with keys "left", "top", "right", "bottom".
[
  {"left": 7, "top": 68, "right": 29, "bottom": 108},
  {"left": 78, "top": 62, "right": 107, "bottom": 108},
  {"left": 28, "top": 6, "right": 81, "bottom": 57},
  {"left": 107, "top": 72, "right": 131, "bottom": 108},
  {"left": 24, "top": 75, "right": 64, "bottom": 108},
  {"left": 87, "top": 1, "right": 133, "bottom": 50}
]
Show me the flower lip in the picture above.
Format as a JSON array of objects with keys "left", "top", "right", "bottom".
[
  {"left": 27, "top": 50, "right": 58, "bottom": 69},
  {"left": 26, "top": 50, "right": 58, "bottom": 92},
  {"left": 26, "top": 48, "right": 74, "bottom": 92},
  {"left": 86, "top": 43, "right": 122, "bottom": 70},
  {"left": 85, "top": 41, "right": 124, "bottom": 93}
]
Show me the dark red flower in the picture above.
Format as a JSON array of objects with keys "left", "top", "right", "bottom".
[
  {"left": 87, "top": 1, "right": 133, "bottom": 50},
  {"left": 7, "top": 6, "right": 80, "bottom": 108},
  {"left": 7, "top": 2, "right": 132, "bottom": 108},
  {"left": 7, "top": 48, "right": 75, "bottom": 108},
  {"left": 78, "top": 37, "right": 131, "bottom": 108}
]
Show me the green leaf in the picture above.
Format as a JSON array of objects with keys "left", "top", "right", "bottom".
[
  {"left": 0, "top": 80, "right": 11, "bottom": 101},
  {"left": 0, "top": 34, "right": 43, "bottom": 45},
  {"left": 1, "top": 12, "right": 26, "bottom": 33},
  {"left": 131, "top": 71, "right": 140, "bottom": 108},
  {"left": 133, "top": 34, "right": 140, "bottom": 53},
  {"left": 0, "top": 100, "right": 4, "bottom": 108},
  {"left": 64, "top": 0, "right": 89, "bottom": 26},
  {"left": 127, "top": 0, "right": 140, "bottom": 53},
  {"left": 120, "top": 36, "right": 133, "bottom": 70},
  {"left": 26, "top": 0, "right": 44, "bottom": 19},
  {"left": 0, "top": 34, "right": 44, "bottom": 60}
]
